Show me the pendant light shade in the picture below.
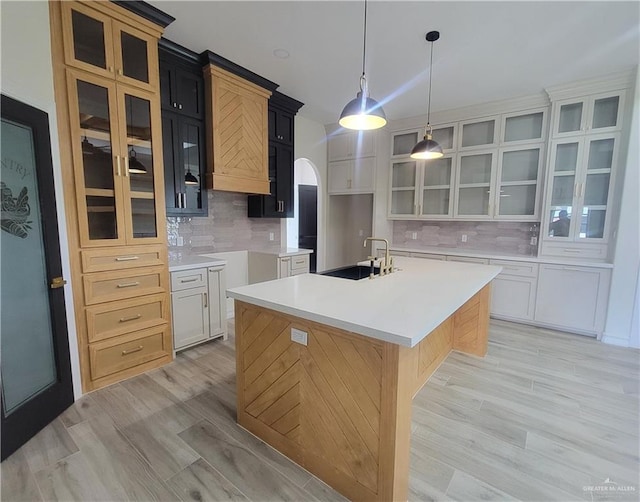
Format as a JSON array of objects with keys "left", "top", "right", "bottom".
[
  {"left": 338, "top": 0, "right": 386, "bottom": 131},
  {"left": 128, "top": 147, "right": 148, "bottom": 174},
  {"left": 411, "top": 30, "right": 443, "bottom": 160},
  {"left": 184, "top": 169, "right": 199, "bottom": 185}
]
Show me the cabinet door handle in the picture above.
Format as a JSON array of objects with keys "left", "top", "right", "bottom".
[
  {"left": 117, "top": 281, "right": 140, "bottom": 288},
  {"left": 204, "top": 292, "right": 208, "bottom": 308},
  {"left": 173, "top": 102, "right": 177, "bottom": 108},
  {"left": 180, "top": 278, "right": 198, "bottom": 283},
  {"left": 122, "top": 345, "right": 143, "bottom": 355},
  {"left": 124, "top": 156, "right": 130, "bottom": 177},
  {"left": 182, "top": 193, "right": 187, "bottom": 208},
  {"left": 108, "top": 66, "right": 114, "bottom": 73},
  {"left": 117, "top": 68, "right": 123, "bottom": 76},
  {"left": 116, "top": 156, "right": 121, "bottom": 176},
  {"left": 119, "top": 314, "right": 142, "bottom": 323},
  {"left": 178, "top": 104, "right": 183, "bottom": 110}
]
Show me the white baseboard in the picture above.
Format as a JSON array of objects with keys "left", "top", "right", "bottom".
[{"left": 601, "top": 335, "right": 630, "bottom": 347}]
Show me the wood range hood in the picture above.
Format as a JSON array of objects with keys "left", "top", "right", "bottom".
[{"left": 201, "top": 51, "right": 279, "bottom": 195}]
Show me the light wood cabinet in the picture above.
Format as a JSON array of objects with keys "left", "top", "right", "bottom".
[
  {"left": 51, "top": 0, "right": 172, "bottom": 392},
  {"left": 203, "top": 65, "right": 271, "bottom": 194},
  {"left": 61, "top": 1, "right": 158, "bottom": 92},
  {"left": 170, "top": 265, "right": 227, "bottom": 351},
  {"left": 66, "top": 69, "right": 166, "bottom": 247}
]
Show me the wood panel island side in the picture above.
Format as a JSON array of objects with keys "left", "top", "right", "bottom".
[{"left": 227, "top": 257, "right": 501, "bottom": 501}]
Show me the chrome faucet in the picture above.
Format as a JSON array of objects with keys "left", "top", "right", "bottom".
[{"left": 363, "top": 237, "right": 393, "bottom": 276}]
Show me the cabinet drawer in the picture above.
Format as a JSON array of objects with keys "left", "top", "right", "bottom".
[
  {"left": 446, "top": 256, "right": 490, "bottom": 264},
  {"left": 541, "top": 242, "right": 608, "bottom": 260},
  {"left": 290, "top": 267, "right": 308, "bottom": 277},
  {"left": 290, "top": 255, "right": 309, "bottom": 271},
  {"left": 81, "top": 245, "right": 166, "bottom": 273},
  {"left": 171, "top": 268, "right": 207, "bottom": 291},
  {"left": 489, "top": 259, "right": 539, "bottom": 278},
  {"left": 86, "top": 293, "right": 168, "bottom": 343},
  {"left": 83, "top": 267, "right": 167, "bottom": 305},
  {"left": 89, "top": 327, "right": 170, "bottom": 380}
]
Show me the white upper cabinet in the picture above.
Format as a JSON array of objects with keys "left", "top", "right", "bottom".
[
  {"left": 459, "top": 116, "right": 499, "bottom": 150},
  {"left": 541, "top": 85, "right": 627, "bottom": 261},
  {"left": 328, "top": 130, "right": 376, "bottom": 161},
  {"left": 454, "top": 150, "right": 497, "bottom": 218},
  {"left": 551, "top": 91, "right": 624, "bottom": 138},
  {"left": 501, "top": 109, "right": 547, "bottom": 145},
  {"left": 328, "top": 157, "right": 376, "bottom": 194},
  {"left": 388, "top": 108, "right": 547, "bottom": 222}
]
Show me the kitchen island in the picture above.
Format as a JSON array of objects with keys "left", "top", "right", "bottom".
[{"left": 227, "top": 257, "right": 501, "bottom": 501}]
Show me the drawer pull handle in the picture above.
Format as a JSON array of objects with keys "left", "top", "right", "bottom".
[
  {"left": 117, "top": 281, "right": 140, "bottom": 288},
  {"left": 180, "top": 278, "right": 198, "bottom": 283},
  {"left": 563, "top": 249, "right": 580, "bottom": 253},
  {"left": 115, "top": 256, "right": 140, "bottom": 262},
  {"left": 295, "top": 260, "right": 305, "bottom": 264},
  {"left": 122, "top": 345, "right": 143, "bottom": 355},
  {"left": 119, "top": 314, "right": 142, "bottom": 323},
  {"left": 504, "top": 266, "right": 519, "bottom": 271}
]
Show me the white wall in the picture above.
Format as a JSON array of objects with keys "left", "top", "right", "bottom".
[
  {"left": 293, "top": 115, "right": 327, "bottom": 271},
  {"left": 604, "top": 67, "right": 640, "bottom": 347},
  {"left": 1, "top": 1, "right": 82, "bottom": 398}
]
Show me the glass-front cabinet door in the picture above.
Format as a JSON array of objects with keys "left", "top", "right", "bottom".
[
  {"left": 501, "top": 109, "right": 546, "bottom": 145},
  {"left": 62, "top": 2, "right": 115, "bottom": 81},
  {"left": 61, "top": 2, "right": 156, "bottom": 92},
  {"left": 389, "top": 160, "right": 418, "bottom": 217},
  {"left": 68, "top": 70, "right": 125, "bottom": 246},
  {"left": 421, "top": 155, "right": 454, "bottom": 217},
  {"left": 455, "top": 151, "right": 497, "bottom": 218},
  {"left": 552, "top": 92, "right": 623, "bottom": 138},
  {"left": 117, "top": 87, "right": 164, "bottom": 243},
  {"left": 495, "top": 146, "right": 542, "bottom": 219},
  {"left": 68, "top": 70, "right": 163, "bottom": 246},
  {"left": 546, "top": 139, "right": 581, "bottom": 239},
  {"left": 546, "top": 134, "right": 618, "bottom": 242},
  {"left": 459, "top": 117, "right": 498, "bottom": 150},
  {"left": 578, "top": 133, "right": 618, "bottom": 240}
]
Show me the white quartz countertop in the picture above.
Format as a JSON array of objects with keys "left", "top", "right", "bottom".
[
  {"left": 227, "top": 256, "right": 501, "bottom": 348},
  {"left": 250, "top": 248, "right": 314, "bottom": 258},
  {"left": 390, "top": 246, "right": 614, "bottom": 269},
  {"left": 168, "top": 254, "right": 227, "bottom": 272}
]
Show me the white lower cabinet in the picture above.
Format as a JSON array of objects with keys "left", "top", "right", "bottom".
[
  {"left": 489, "top": 260, "right": 538, "bottom": 321},
  {"left": 171, "top": 265, "right": 227, "bottom": 351},
  {"left": 248, "top": 251, "right": 310, "bottom": 283},
  {"left": 534, "top": 264, "right": 611, "bottom": 335}
]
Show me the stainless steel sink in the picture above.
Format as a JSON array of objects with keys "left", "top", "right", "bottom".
[{"left": 319, "top": 265, "right": 380, "bottom": 280}]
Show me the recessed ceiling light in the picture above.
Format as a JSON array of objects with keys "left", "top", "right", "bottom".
[{"left": 273, "top": 48, "right": 290, "bottom": 59}]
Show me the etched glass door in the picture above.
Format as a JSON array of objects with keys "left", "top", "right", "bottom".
[{"left": 1, "top": 95, "right": 73, "bottom": 460}]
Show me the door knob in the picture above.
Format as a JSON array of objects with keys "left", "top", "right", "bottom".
[{"left": 50, "top": 277, "right": 67, "bottom": 289}]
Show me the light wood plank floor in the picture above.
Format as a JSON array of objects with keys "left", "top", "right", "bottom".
[{"left": 2, "top": 319, "right": 638, "bottom": 501}]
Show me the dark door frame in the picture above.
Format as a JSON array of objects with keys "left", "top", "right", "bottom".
[{"left": 1, "top": 94, "right": 74, "bottom": 460}]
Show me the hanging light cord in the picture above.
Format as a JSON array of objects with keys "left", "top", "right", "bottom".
[
  {"left": 426, "top": 38, "right": 434, "bottom": 128},
  {"left": 359, "top": 0, "right": 368, "bottom": 93}
]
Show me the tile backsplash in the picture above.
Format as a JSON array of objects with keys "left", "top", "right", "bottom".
[
  {"left": 167, "top": 191, "right": 281, "bottom": 253},
  {"left": 393, "top": 220, "right": 539, "bottom": 256}
]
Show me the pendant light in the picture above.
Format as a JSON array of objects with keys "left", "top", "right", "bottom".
[
  {"left": 184, "top": 168, "right": 199, "bottom": 185},
  {"left": 128, "top": 147, "right": 148, "bottom": 174},
  {"left": 410, "top": 31, "right": 444, "bottom": 160},
  {"left": 338, "top": 0, "right": 386, "bottom": 130}
]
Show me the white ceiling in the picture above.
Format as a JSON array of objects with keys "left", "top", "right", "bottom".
[{"left": 150, "top": 1, "right": 640, "bottom": 126}]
